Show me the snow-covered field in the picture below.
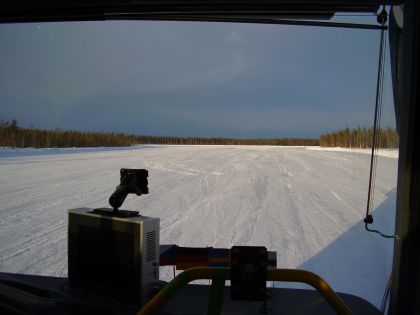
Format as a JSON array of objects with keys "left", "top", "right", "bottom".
[
  {"left": 307, "top": 146, "right": 399, "bottom": 158},
  {"left": 0, "top": 145, "right": 398, "bottom": 308}
]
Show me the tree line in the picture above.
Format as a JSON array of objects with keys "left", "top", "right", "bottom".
[
  {"left": 0, "top": 118, "right": 319, "bottom": 148},
  {"left": 319, "top": 127, "right": 399, "bottom": 148}
]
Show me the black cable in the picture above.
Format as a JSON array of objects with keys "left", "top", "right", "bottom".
[
  {"left": 365, "top": 12, "right": 385, "bottom": 221},
  {"left": 369, "top": 29, "right": 386, "bottom": 216},
  {"left": 364, "top": 7, "right": 398, "bottom": 239},
  {"left": 365, "top": 223, "right": 398, "bottom": 239}
]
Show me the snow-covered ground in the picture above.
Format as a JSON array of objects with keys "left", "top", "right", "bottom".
[
  {"left": 307, "top": 146, "right": 399, "bottom": 158},
  {"left": 0, "top": 145, "right": 398, "bottom": 308}
]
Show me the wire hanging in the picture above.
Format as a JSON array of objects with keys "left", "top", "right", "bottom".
[{"left": 364, "top": 7, "right": 398, "bottom": 239}]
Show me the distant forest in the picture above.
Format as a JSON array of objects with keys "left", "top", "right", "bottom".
[
  {"left": 0, "top": 119, "right": 319, "bottom": 148},
  {"left": 319, "top": 127, "right": 399, "bottom": 148},
  {"left": 0, "top": 119, "right": 399, "bottom": 149}
]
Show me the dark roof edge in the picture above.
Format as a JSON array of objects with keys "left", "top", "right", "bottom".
[{"left": 0, "top": 0, "right": 405, "bottom": 24}]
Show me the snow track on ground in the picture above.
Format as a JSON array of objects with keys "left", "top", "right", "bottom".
[{"left": 0, "top": 145, "right": 397, "bottom": 307}]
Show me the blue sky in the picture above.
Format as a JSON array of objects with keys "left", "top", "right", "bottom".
[{"left": 0, "top": 18, "right": 395, "bottom": 138}]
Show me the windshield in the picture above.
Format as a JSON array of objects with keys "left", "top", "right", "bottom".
[{"left": 0, "top": 17, "right": 398, "bottom": 309}]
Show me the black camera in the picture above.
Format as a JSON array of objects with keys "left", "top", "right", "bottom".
[{"left": 109, "top": 168, "right": 149, "bottom": 210}]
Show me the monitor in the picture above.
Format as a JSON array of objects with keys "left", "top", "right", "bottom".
[{"left": 68, "top": 208, "right": 159, "bottom": 307}]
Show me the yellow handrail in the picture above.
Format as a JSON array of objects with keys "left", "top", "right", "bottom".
[
  {"left": 137, "top": 267, "right": 353, "bottom": 315},
  {"left": 267, "top": 269, "right": 353, "bottom": 315}
]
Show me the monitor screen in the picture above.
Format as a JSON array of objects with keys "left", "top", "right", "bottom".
[{"left": 69, "top": 213, "right": 141, "bottom": 306}]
